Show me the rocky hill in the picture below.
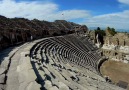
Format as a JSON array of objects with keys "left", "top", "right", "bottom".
[{"left": 0, "top": 15, "right": 88, "bottom": 50}]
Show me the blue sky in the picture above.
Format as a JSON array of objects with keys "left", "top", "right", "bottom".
[{"left": 0, "top": 0, "right": 129, "bottom": 30}]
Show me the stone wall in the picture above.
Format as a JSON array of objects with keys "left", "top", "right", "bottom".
[
  {"left": 101, "top": 33, "right": 129, "bottom": 63},
  {"left": 89, "top": 29, "right": 129, "bottom": 63}
]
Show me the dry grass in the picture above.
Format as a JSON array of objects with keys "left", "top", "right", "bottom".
[{"left": 100, "top": 60, "right": 129, "bottom": 89}]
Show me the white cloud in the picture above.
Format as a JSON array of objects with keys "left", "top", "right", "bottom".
[
  {"left": 118, "top": 0, "right": 129, "bottom": 5},
  {"left": 81, "top": 0, "right": 129, "bottom": 29},
  {"left": 0, "top": 0, "right": 128, "bottom": 30},
  {"left": 47, "top": 10, "right": 91, "bottom": 21},
  {"left": 83, "top": 10, "right": 129, "bottom": 29},
  {"left": 0, "top": 0, "right": 58, "bottom": 19},
  {"left": 0, "top": 0, "right": 90, "bottom": 21}
]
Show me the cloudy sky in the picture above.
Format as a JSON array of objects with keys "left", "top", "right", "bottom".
[{"left": 0, "top": 0, "right": 129, "bottom": 30}]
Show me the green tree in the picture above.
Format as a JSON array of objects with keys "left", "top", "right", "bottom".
[
  {"left": 107, "top": 27, "right": 117, "bottom": 36},
  {"left": 111, "top": 28, "right": 117, "bottom": 35},
  {"left": 107, "top": 27, "right": 111, "bottom": 30},
  {"left": 97, "top": 27, "right": 101, "bottom": 31},
  {"left": 95, "top": 27, "right": 106, "bottom": 36}
]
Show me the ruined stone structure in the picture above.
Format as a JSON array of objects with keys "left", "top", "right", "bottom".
[
  {"left": 91, "top": 28, "right": 129, "bottom": 63},
  {"left": 102, "top": 33, "right": 129, "bottom": 63},
  {"left": 0, "top": 33, "right": 125, "bottom": 90},
  {"left": 0, "top": 16, "right": 86, "bottom": 50},
  {"left": 0, "top": 15, "right": 127, "bottom": 90}
]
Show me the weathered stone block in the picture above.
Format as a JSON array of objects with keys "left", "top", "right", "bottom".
[
  {"left": 48, "top": 86, "right": 59, "bottom": 90},
  {"left": 0, "top": 74, "right": 5, "bottom": 84},
  {"left": 44, "top": 80, "right": 52, "bottom": 89},
  {"left": 59, "top": 82, "right": 69, "bottom": 90},
  {"left": 26, "top": 81, "right": 41, "bottom": 90},
  {"left": 0, "top": 84, "right": 4, "bottom": 90},
  {"left": 0, "top": 68, "right": 5, "bottom": 75}
]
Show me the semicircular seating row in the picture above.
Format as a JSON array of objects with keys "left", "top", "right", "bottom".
[{"left": 30, "top": 34, "right": 125, "bottom": 90}]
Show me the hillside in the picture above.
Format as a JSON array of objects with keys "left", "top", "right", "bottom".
[{"left": 0, "top": 15, "right": 88, "bottom": 50}]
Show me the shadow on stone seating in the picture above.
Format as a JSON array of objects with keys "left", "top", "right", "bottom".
[
  {"left": 0, "top": 46, "right": 15, "bottom": 65},
  {"left": 0, "top": 42, "right": 24, "bottom": 65},
  {"left": 45, "top": 55, "right": 49, "bottom": 64},
  {"left": 31, "top": 61, "right": 46, "bottom": 90}
]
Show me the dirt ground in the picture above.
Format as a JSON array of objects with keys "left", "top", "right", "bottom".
[{"left": 100, "top": 60, "right": 129, "bottom": 90}]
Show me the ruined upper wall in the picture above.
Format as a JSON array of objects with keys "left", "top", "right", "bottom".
[
  {"left": 0, "top": 15, "right": 88, "bottom": 50},
  {"left": 104, "top": 33, "right": 129, "bottom": 46}
]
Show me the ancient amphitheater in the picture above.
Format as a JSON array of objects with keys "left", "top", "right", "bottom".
[
  {"left": 0, "top": 16, "right": 128, "bottom": 90},
  {"left": 0, "top": 34, "right": 127, "bottom": 90}
]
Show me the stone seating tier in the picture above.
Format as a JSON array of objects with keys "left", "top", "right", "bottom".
[
  {"left": 0, "top": 34, "right": 125, "bottom": 90},
  {"left": 29, "top": 35, "right": 125, "bottom": 90}
]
